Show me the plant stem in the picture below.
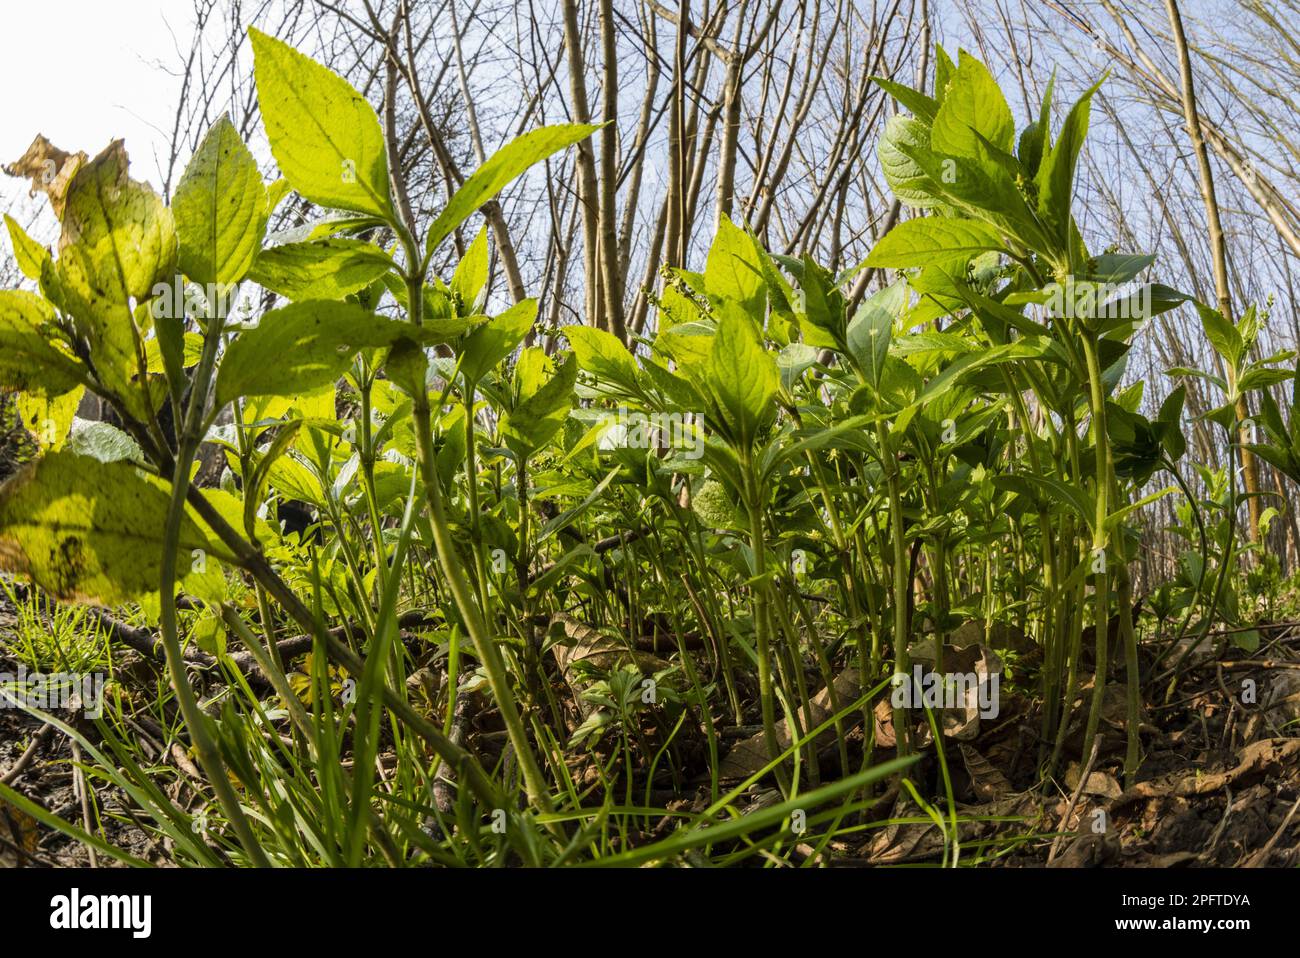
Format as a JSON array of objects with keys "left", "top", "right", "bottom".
[{"left": 1079, "top": 333, "right": 1112, "bottom": 766}]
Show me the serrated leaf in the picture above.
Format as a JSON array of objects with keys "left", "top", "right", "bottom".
[
  {"left": 846, "top": 280, "right": 907, "bottom": 387},
  {"left": 451, "top": 226, "right": 489, "bottom": 309},
  {"left": 426, "top": 124, "right": 599, "bottom": 255},
  {"left": 879, "top": 115, "right": 942, "bottom": 210},
  {"left": 930, "top": 51, "right": 1014, "bottom": 159},
  {"left": 0, "top": 290, "right": 86, "bottom": 395},
  {"left": 705, "top": 213, "right": 765, "bottom": 315},
  {"left": 1195, "top": 302, "right": 1243, "bottom": 370},
  {"left": 14, "top": 387, "right": 82, "bottom": 451},
  {"left": 65, "top": 419, "right": 144, "bottom": 463},
  {"left": 215, "top": 301, "right": 408, "bottom": 406},
  {"left": 173, "top": 115, "right": 267, "bottom": 287},
  {"left": 0, "top": 451, "right": 230, "bottom": 604},
  {"left": 701, "top": 309, "right": 778, "bottom": 449},
  {"left": 250, "top": 28, "right": 393, "bottom": 219},
  {"left": 3, "top": 214, "right": 50, "bottom": 281},
  {"left": 566, "top": 324, "right": 639, "bottom": 393},
  {"left": 865, "top": 217, "right": 1003, "bottom": 270},
  {"left": 53, "top": 143, "right": 175, "bottom": 404},
  {"left": 249, "top": 239, "right": 393, "bottom": 300},
  {"left": 502, "top": 354, "right": 577, "bottom": 458},
  {"left": 459, "top": 298, "right": 537, "bottom": 384},
  {"left": 873, "top": 77, "right": 939, "bottom": 123},
  {"left": 1035, "top": 77, "right": 1103, "bottom": 251}
]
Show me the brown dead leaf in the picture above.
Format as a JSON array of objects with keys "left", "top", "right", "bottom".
[
  {"left": 868, "top": 795, "right": 947, "bottom": 863},
  {"left": 0, "top": 799, "right": 40, "bottom": 868},
  {"left": 905, "top": 641, "right": 1002, "bottom": 741},
  {"left": 959, "top": 743, "right": 1013, "bottom": 800},
  {"left": 1047, "top": 831, "right": 1119, "bottom": 867},
  {"left": 1115, "top": 738, "right": 1300, "bottom": 807},
  {"left": 549, "top": 614, "right": 669, "bottom": 685},
  {"left": 716, "top": 668, "right": 862, "bottom": 780},
  {"left": 3, "top": 135, "right": 88, "bottom": 219},
  {"left": 1065, "top": 762, "right": 1123, "bottom": 800}
]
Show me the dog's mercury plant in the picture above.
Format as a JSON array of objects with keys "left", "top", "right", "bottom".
[{"left": 0, "top": 33, "right": 1289, "bottom": 867}]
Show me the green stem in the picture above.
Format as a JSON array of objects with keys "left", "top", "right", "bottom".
[
  {"left": 1079, "top": 334, "right": 1112, "bottom": 766},
  {"left": 742, "top": 453, "right": 787, "bottom": 794},
  {"left": 397, "top": 234, "right": 555, "bottom": 820},
  {"left": 159, "top": 308, "right": 269, "bottom": 867}
]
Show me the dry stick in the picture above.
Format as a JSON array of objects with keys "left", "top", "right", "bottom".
[
  {"left": 0, "top": 721, "right": 56, "bottom": 786},
  {"left": 1046, "top": 737, "right": 1101, "bottom": 865},
  {"left": 71, "top": 740, "right": 97, "bottom": 868},
  {"left": 1083, "top": 0, "right": 1300, "bottom": 260},
  {"left": 83, "top": 605, "right": 432, "bottom": 679},
  {"left": 1246, "top": 794, "right": 1300, "bottom": 867}
]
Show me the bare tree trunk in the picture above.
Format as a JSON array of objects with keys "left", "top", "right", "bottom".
[
  {"left": 563, "top": 0, "right": 603, "bottom": 329},
  {"left": 1164, "top": 0, "right": 1262, "bottom": 544},
  {"left": 597, "top": 0, "right": 626, "bottom": 339}
]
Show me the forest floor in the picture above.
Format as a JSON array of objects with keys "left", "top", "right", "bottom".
[{"left": 2, "top": 585, "right": 1298, "bottom": 868}]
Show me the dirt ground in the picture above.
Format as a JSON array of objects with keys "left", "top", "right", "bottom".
[{"left": 2, "top": 584, "right": 1298, "bottom": 867}]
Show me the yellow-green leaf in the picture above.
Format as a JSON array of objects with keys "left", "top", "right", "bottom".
[
  {"left": 250, "top": 28, "right": 393, "bottom": 220},
  {"left": 173, "top": 115, "right": 267, "bottom": 287},
  {"left": 426, "top": 125, "right": 599, "bottom": 255},
  {"left": 0, "top": 451, "right": 229, "bottom": 604}
]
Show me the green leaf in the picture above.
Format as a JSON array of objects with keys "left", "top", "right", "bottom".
[
  {"left": 459, "top": 298, "right": 537, "bottom": 384},
  {"left": 1035, "top": 77, "right": 1103, "bottom": 251},
  {"left": 4, "top": 213, "right": 50, "bottom": 281},
  {"left": 999, "top": 473, "right": 1094, "bottom": 530},
  {"left": 565, "top": 324, "right": 639, "bottom": 393},
  {"left": 705, "top": 213, "right": 765, "bottom": 315},
  {"left": 930, "top": 51, "right": 1014, "bottom": 159},
  {"left": 872, "top": 77, "right": 939, "bottom": 123},
  {"left": 426, "top": 124, "right": 599, "bottom": 256},
  {"left": 0, "top": 290, "right": 87, "bottom": 395},
  {"left": 846, "top": 281, "right": 905, "bottom": 387},
  {"left": 776, "top": 343, "right": 819, "bottom": 392},
  {"left": 934, "top": 46, "right": 957, "bottom": 101},
  {"left": 249, "top": 239, "right": 394, "bottom": 301},
  {"left": 1239, "top": 366, "right": 1294, "bottom": 393},
  {"left": 878, "top": 115, "right": 943, "bottom": 210},
  {"left": 865, "top": 217, "right": 1003, "bottom": 270},
  {"left": 249, "top": 27, "right": 393, "bottom": 219},
  {"left": 897, "top": 141, "right": 1048, "bottom": 251},
  {"left": 65, "top": 420, "right": 144, "bottom": 463},
  {"left": 701, "top": 309, "right": 778, "bottom": 449},
  {"left": 14, "top": 387, "right": 82, "bottom": 451},
  {"left": 214, "top": 301, "right": 409, "bottom": 406},
  {"left": 172, "top": 115, "right": 267, "bottom": 287},
  {"left": 1195, "top": 302, "right": 1243, "bottom": 370},
  {"left": 1018, "top": 76, "right": 1055, "bottom": 176},
  {"left": 54, "top": 142, "right": 176, "bottom": 401},
  {"left": 384, "top": 337, "right": 430, "bottom": 399},
  {"left": 451, "top": 226, "right": 489, "bottom": 309},
  {"left": 919, "top": 337, "right": 1056, "bottom": 404},
  {"left": 0, "top": 451, "right": 229, "bottom": 604},
  {"left": 1167, "top": 366, "right": 1226, "bottom": 392},
  {"left": 502, "top": 354, "right": 578, "bottom": 458}
]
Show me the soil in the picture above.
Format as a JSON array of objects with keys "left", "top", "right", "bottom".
[{"left": 2, "top": 582, "right": 1298, "bottom": 868}]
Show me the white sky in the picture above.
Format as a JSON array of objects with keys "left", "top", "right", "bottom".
[{"left": 1, "top": 1, "right": 191, "bottom": 194}]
